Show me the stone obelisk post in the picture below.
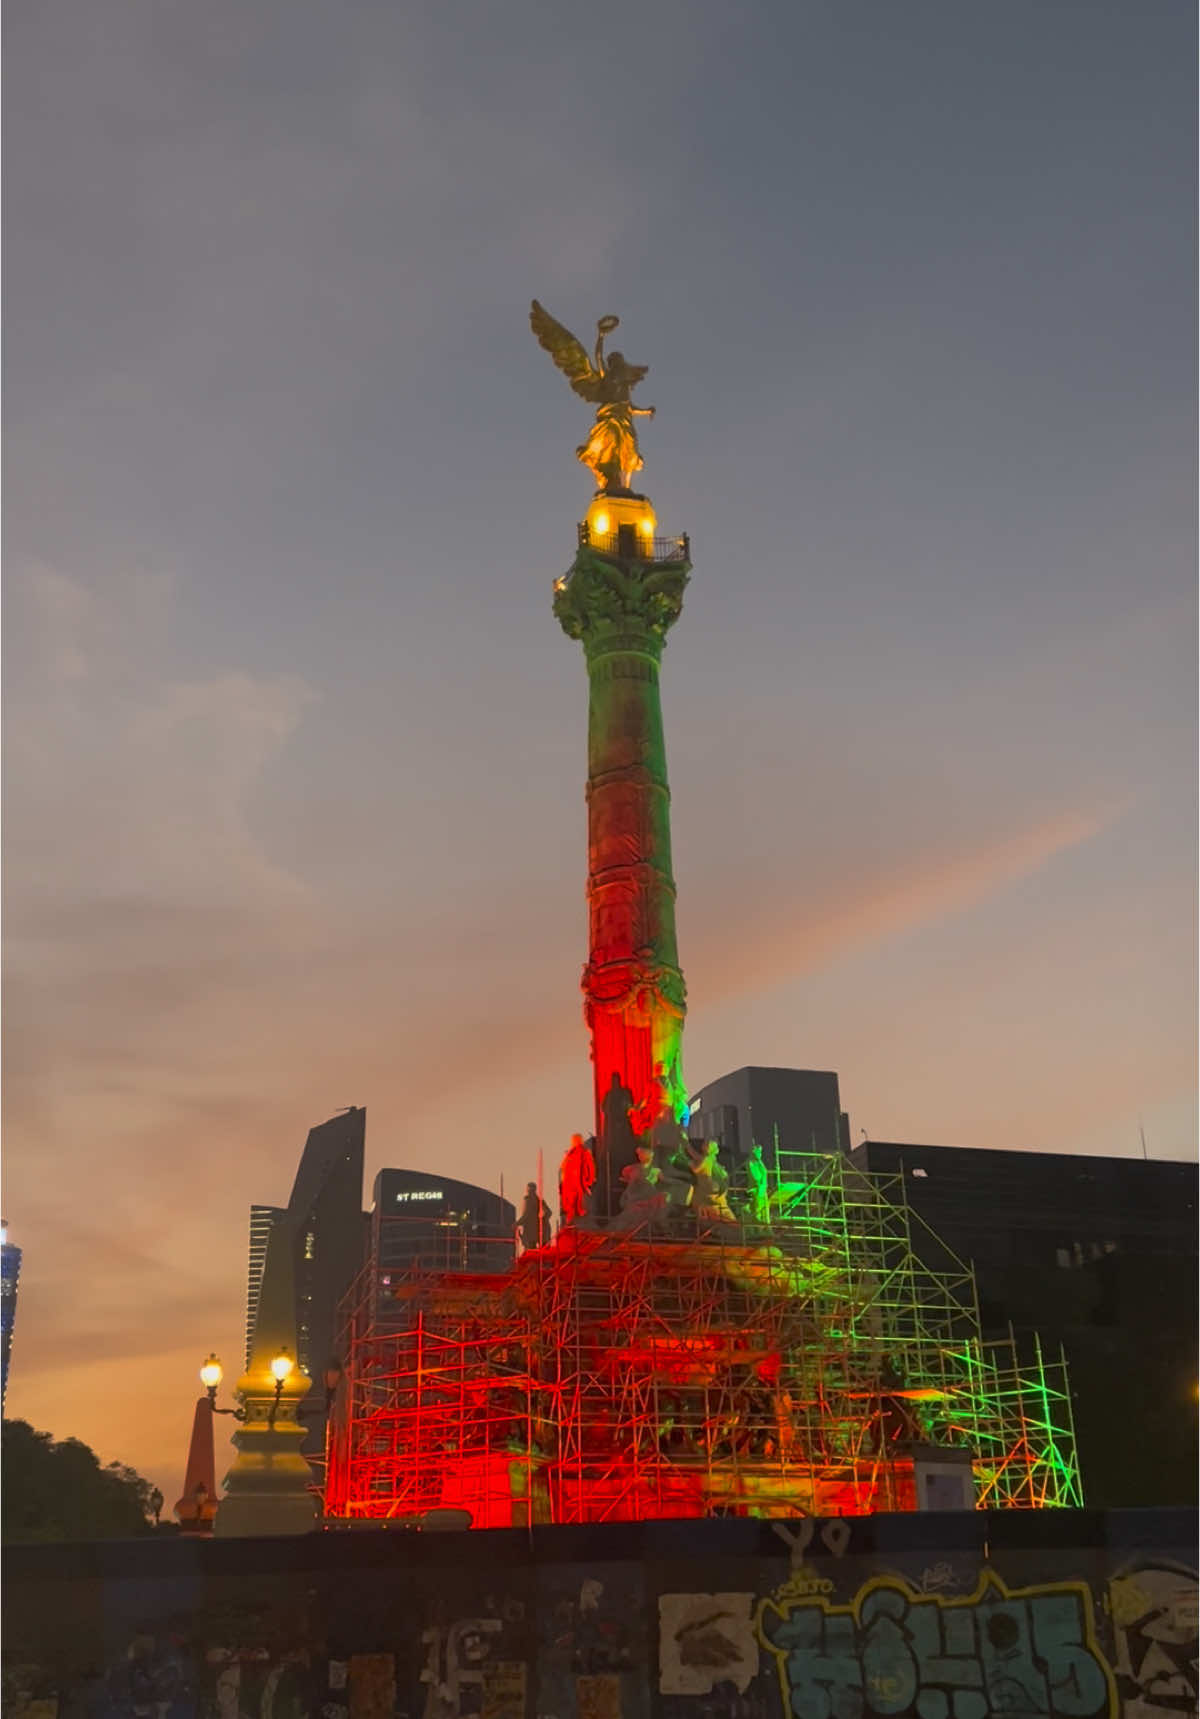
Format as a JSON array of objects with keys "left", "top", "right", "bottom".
[
  {"left": 555, "top": 491, "right": 691, "bottom": 1214},
  {"left": 174, "top": 1397, "right": 218, "bottom": 1534}
]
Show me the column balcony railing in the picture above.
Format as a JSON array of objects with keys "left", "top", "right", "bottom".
[{"left": 578, "top": 522, "right": 690, "bottom": 563}]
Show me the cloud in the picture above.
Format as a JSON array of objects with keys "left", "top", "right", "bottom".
[
  {"left": 4, "top": 562, "right": 320, "bottom": 1190},
  {"left": 685, "top": 798, "right": 1126, "bottom": 1010},
  {"left": 7, "top": 567, "right": 315, "bottom": 916}
]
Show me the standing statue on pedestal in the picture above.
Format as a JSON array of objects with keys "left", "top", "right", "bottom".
[
  {"left": 640, "top": 1060, "right": 687, "bottom": 1145},
  {"left": 599, "top": 1070, "right": 639, "bottom": 1213},
  {"left": 530, "top": 301, "right": 656, "bottom": 493},
  {"left": 745, "top": 1142, "right": 770, "bottom": 1224},
  {"left": 518, "top": 1183, "right": 552, "bottom": 1252},
  {"left": 559, "top": 1132, "right": 596, "bottom": 1224}
]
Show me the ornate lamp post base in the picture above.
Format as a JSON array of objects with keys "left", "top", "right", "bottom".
[{"left": 213, "top": 1379, "right": 319, "bottom": 1539}]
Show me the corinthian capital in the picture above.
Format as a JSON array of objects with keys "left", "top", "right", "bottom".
[{"left": 554, "top": 545, "right": 689, "bottom": 650}]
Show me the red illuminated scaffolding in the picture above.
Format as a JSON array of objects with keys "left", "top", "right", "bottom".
[{"left": 325, "top": 1151, "right": 1081, "bottom": 1525}]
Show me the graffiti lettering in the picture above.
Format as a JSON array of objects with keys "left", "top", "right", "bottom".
[
  {"left": 772, "top": 1573, "right": 836, "bottom": 1603},
  {"left": 773, "top": 1520, "right": 852, "bottom": 1569},
  {"left": 203, "top": 1646, "right": 315, "bottom": 1719},
  {"left": 757, "top": 1572, "right": 1118, "bottom": 1719}
]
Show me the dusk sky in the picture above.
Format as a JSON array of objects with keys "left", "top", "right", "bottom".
[{"left": 4, "top": 1, "right": 1195, "bottom": 1502}]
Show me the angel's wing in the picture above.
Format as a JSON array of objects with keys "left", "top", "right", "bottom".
[{"left": 530, "top": 300, "right": 607, "bottom": 403}]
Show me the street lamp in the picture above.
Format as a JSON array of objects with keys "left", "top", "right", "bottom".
[
  {"left": 268, "top": 1347, "right": 294, "bottom": 1422},
  {"left": 199, "top": 1352, "right": 341, "bottom": 1426}
]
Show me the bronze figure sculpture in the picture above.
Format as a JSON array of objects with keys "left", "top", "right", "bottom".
[{"left": 530, "top": 300, "right": 655, "bottom": 493}]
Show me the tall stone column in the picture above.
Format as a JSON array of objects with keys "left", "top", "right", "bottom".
[{"left": 554, "top": 491, "right": 691, "bottom": 1213}]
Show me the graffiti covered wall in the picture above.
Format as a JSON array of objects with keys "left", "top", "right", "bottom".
[{"left": 4, "top": 1511, "right": 1195, "bottom": 1719}]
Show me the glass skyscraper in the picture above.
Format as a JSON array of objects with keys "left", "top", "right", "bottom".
[
  {"left": 2, "top": 1221, "right": 22, "bottom": 1409},
  {"left": 245, "top": 1108, "right": 367, "bottom": 1457}
]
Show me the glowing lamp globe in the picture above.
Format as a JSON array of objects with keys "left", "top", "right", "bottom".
[
  {"left": 270, "top": 1350, "right": 294, "bottom": 1385},
  {"left": 200, "top": 1354, "right": 223, "bottom": 1391}
]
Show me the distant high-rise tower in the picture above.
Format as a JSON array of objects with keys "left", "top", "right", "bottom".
[
  {"left": 244, "top": 1204, "right": 284, "bottom": 1367},
  {"left": 1, "top": 1220, "right": 22, "bottom": 1408},
  {"left": 688, "top": 1067, "right": 851, "bottom": 1167},
  {"left": 245, "top": 1108, "right": 367, "bottom": 1455}
]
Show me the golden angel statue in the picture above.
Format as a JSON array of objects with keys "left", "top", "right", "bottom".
[{"left": 530, "top": 300, "right": 655, "bottom": 492}]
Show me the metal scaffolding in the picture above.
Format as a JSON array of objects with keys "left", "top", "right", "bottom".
[{"left": 324, "top": 1152, "right": 1082, "bottom": 1525}]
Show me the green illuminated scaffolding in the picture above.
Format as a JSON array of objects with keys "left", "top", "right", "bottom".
[
  {"left": 766, "top": 1149, "right": 1084, "bottom": 1510},
  {"left": 328, "top": 1147, "right": 1082, "bottom": 1524}
]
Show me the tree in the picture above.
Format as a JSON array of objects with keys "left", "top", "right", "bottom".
[{"left": 2, "top": 1418, "right": 159, "bottom": 1543}]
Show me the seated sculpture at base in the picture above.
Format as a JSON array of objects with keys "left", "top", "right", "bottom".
[
  {"left": 612, "top": 1142, "right": 668, "bottom": 1232},
  {"left": 687, "top": 1139, "right": 735, "bottom": 1223},
  {"left": 652, "top": 1126, "right": 696, "bottom": 1213}
]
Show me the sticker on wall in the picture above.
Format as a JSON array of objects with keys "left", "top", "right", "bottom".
[
  {"left": 575, "top": 1672, "right": 622, "bottom": 1719},
  {"left": 1108, "top": 1563, "right": 1198, "bottom": 1719},
  {"left": 658, "top": 1594, "right": 758, "bottom": 1696},
  {"left": 480, "top": 1660, "right": 526, "bottom": 1719},
  {"left": 348, "top": 1655, "right": 395, "bottom": 1719}
]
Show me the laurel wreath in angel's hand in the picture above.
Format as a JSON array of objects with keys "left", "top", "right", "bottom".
[{"left": 530, "top": 301, "right": 650, "bottom": 403}]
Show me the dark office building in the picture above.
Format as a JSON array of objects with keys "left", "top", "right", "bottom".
[
  {"left": 851, "top": 1139, "right": 1199, "bottom": 1509},
  {"left": 688, "top": 1065, "right": 850, "bottom": 1166},
  {"left": 245, "top": 1108, "right": 367, "bottom": 1455},
  {"left": 2, "top": 1220, "right": 21, "bottom": 1409},
  {"left": 369, "top": 1169, "right": 515, "bottom": 1325}
]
